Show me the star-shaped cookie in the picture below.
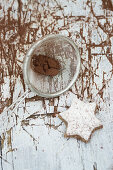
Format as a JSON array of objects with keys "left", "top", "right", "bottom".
[{"left": 59, "top": 97, "right": 103, "bottom": 142}]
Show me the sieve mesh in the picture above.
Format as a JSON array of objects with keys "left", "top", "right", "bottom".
[{"left": 24, "top": 35, "right": 80, "bottom": 97}]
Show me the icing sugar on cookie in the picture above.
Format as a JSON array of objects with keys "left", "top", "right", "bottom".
[{"left": 59, "top": 97, "right": 103, "bottom": 142}]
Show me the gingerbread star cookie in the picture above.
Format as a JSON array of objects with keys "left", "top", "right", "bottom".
[{"left": 59, "top": 97, "right": 103, "bottom": 142}]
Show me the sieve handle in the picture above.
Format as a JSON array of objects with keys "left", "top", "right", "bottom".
[
  {"left": 0, "top": 89, "right": 30, "bottom": 135},
  {"left": 2, "top": 90, "right": 29, "bottom": 113}
]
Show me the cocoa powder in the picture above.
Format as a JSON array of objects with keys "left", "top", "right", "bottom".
[{"left": 31, "top": 54, "right": 60, "bottom": 76}]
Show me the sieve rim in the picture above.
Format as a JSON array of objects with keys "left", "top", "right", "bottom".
[{"left": 23, "top": 34, "right": 81, "bottom": 98}]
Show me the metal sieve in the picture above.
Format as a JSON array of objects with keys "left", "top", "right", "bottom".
[{"left": 23, "top": 34, "right": 81, "bottom": 98}]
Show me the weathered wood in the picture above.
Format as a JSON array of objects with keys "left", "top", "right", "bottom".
[{"left": 0, "top": 0, "right": 113, "bottom": 170}]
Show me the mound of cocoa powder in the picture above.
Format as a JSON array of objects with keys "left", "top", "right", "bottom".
[{"left": 31, "top": 54, "right": 60, "bottom": 76}]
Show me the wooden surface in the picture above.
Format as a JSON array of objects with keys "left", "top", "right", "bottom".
[{"left": 0, "top": 0, "right": 113, "bottom": 170}]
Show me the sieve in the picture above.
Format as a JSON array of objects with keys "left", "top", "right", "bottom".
[{"left": 23, "top": 34, "right": 81, "bottom": 98}]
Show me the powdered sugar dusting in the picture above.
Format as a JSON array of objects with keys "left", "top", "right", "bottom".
[{"left": 59, "top": 97, "right": 103, "bottom": 142}]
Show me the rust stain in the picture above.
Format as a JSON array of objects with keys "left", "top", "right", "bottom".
[
  {"left": 6, "top": 148, "right": 17, "bottom": 154},
  {"left": 53, "top": 106, "right": 58, "bottom": 117},
  {"left": 73, "top": 1, "right": 113, "bottom": 107},
  {"left": 21, "top": 119, "right": 29, "bottom": 126},
  {"left": 1, "top": 133, "right": 5, "bottom": 148},
  {"left": 102, "top": 0, "right": 113, "bottom": 11},
  {"left": 25, "top": 96, "right": 43, "bottom": 103},
  {"left": 45, "top": 122, "right": 63, "bottom": 130},
  {"left": 97, "top": 84, "right": 106, "bottom": 100},
  {"left": 26, "top": 112, "right": 60, "bottom": 121},
  {"left": 7, "top": 129, "right": 12, "bottom": 147}
]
